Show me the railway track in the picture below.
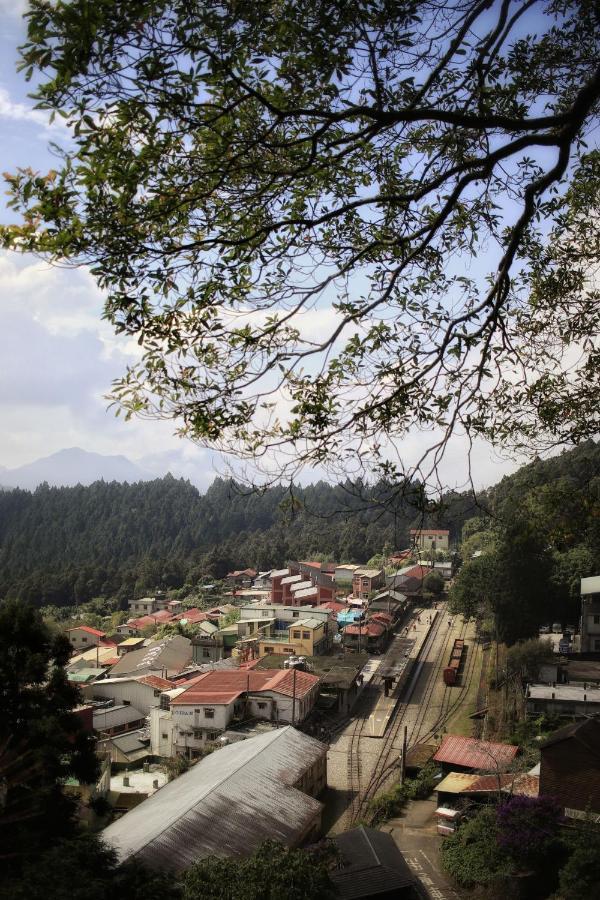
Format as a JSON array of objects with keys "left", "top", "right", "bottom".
[{"left": 347, "top": 611, "right": 480, "bottom": 824}]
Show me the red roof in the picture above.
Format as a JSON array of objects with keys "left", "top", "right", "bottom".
[
  {"left": 66, "top": 625, "right": 106, "bottom": 637},
  {"left": 370, "top": 612, "right": 393, "bottom": 625},
  {"left": 467, "top": 773, "right": 539, "bottom": 797},
  {"left": 137, "top": 675, "right": 174, "bottom": 690},
  {"left": 433, "top": 735, "right": 518, "bottom": 771},
  {"left": 410, "top": 529, "right": 449, "bottom": 536},
  {"left": 171, "top": 667, "right": 319, "bottom": 705},
  {"left": 400, "top": 565, "right": 430, "bottom": 580},
  {"left": 345, "top": 622, "right": 385, "bottom": 637},
  {"left": 174, "top": 608, "right": 208, "bottom": 624},
  {"left": 316, "top": 601, "right": 347, "bottom": 614}
]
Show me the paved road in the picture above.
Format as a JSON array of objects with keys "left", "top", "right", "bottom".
[{"left": 387, "top": 800, "right": 464, "bottom": 899}]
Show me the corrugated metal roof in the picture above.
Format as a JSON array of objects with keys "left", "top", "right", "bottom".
[
  {"left": 68, "top": 668, "right": 103, "bottom": 683},
  {"left": 436, "top": 773, "right": 479, "bottom": 794},
  {"left": 281, "top": 574, "right": 303, "bottom": 585},
  {"left": 103, "top": 726, "right": 326, "bottom": 870},
  {"left": 271, "top": 568, "right": 290, "bottom": 578},
  {"left": 171, "top": 668, "right": 319, "bottom": 704},
  {"left": 290, "top": 580, "right": 313, "bottom": 592},
  {"left": 293, "top": 618, "right": 323, "bottom": 630},
  {"left": 331, "top": 826, "right": 415, "bottom": 899},
  {"left": 294, "top": 586, "right": 319, "bottom": 598},
  {"left": 434, "top": 735, "right": 518, "bottom": 770},
  {"left": 66, "top": 625, "right": 106, "bottom": 636},
  {"left": 93, "top": 705, "right": 145, "bottom": 730},
  {"left": 109, "top": 636, "right": 192, "bottom": 677}
]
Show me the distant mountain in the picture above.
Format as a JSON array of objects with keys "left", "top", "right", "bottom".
[{"left": 0, "top": 447, "right": 154, "bottom": 490}]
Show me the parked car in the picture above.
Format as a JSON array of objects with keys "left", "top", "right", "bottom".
[
  {"left": 552, "top": 623, "right": 563, "bottom": 633},
  {"left": 539, "top": 625, "right": 551, "bottom": 634}
]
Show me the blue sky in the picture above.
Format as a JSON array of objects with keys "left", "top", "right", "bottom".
[{"left": 0, "top": 4, "right": 523, "bottom": 491}]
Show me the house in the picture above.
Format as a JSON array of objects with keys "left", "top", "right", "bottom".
[
  {"left": 116, "top": 637, "right": 146, "bottom": 656},
  {"left": 97, "top": 728, "right": 152, "bottom": 768},
  {"left": 352, "top": 568, "right": 386, "bottom": 600},
  {"left": 369, "top": 589, "right": 409, "bottom": 623},
  {"left": 270, "top": 562, "right": 336, "bottom": 606},
  {"left": 539, "top": 718, "right": 600, "bottom": 815},
  {"left": 103, "top": 727, "right": 327, "bottom": 871},
  {"left": 526, "top": 682, "right": 600, "bottom": 718},
  {"left": 107, "top": 635, "right": 192, "bottom": 679},
  {"left": 67, "top": 644, "right": 120, "bottom": 672},
  {"left": 343, "top": 620, "right": 387, "bottom": 653},
  {"left": 128, "top": 596, "right": 159, "bottom": 616},
  {"left": 227, "top": 568, "right": 257, "bottom": 588},
  {"left": 65, "top": 625, "right": 106, "bottom": 651},
  {"left": 253, "top": 571, "right": 273, "bottom": 590},
  {"left": 335, "top": 564, "right": 361, "bottom": 589},
  {"left": 387, "top": 564, "right": 430, "bottom": 597},
  {"left": 410, "top": 528, "right": 449, "bottom": 552},
  {"left": 331, "top": 826, "right": 418, "bottom": 899},
  {"left": 192, "top": 631, "right": 225, "bottom": 664},
  {"left": 124, "top": 609, "right": 174, "bottom": 634},
  {"left": 433, "top": 735, "right": 519, "bottom": 774},
  {"left": 85, "top": 674, "right": 174, "bottom": 716},
  {"left": 435, "top": 771, "right": 539, "bottom": 809},
  {"left": 157, "top": 667, "right": 320, "bottom": 756},
  {"left": 258, "top": 617, "right": 330, "bottom": 658},
  {"left": 580, "top": 575, "right": 600, "bottom": 652},
  {"left": 93, "top": 704, "right": 146, "bottom": 736}
]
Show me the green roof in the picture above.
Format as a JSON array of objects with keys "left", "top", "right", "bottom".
[{"left": 68, "top": 668, "right": 102, "bottom": 682}]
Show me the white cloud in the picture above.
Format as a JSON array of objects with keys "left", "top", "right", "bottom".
[{"left": 0, "top": 85, "right": 68, "bottom": 133}]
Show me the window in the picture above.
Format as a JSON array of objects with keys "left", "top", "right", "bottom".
[
  {"left": 161, "top": 732, "right": 168, "bottom": 740},
  {"left": 594, "top": 615, "right": 600, "bottom": 625},
  {"left": 81, "top": 637, "right": 87, "bottom": 643},
  {"left": 203, "top": 649, "right": 211, "bottom": 658},
  {"left": 204, "top": 708, "right": 215, "bottom": 719},
  {"left": 293, "top": 631, "right": 301, "bottom": 639},
  {"left": 303, "top": 631, "right": 310, "bottom": 639},
  {"left": 292, "top": 611, "right": 300, "bottom": 618},
  {"left": 257, "top": 702, "right": 267, "bottom": 710},
  {"left": 595, "top": 640, "right": 600, "bottom": 651},
  {"left": 264, "top": 646, "right": 274, "bottom": 654},
  {"left": 193, "top": 729, "right": 203, "bottom": 739},
  {"left": 285, "top": 647, "right": 295, "bottom": 653},
  {"left": 160, "top": 695, "right": 170, "bottom": 710},
  {"left": 207, "top": 732, "right": 219, "bottom": 741}
]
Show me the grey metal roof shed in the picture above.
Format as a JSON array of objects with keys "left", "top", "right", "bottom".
[{"left": 103, "top": 726, "right": 326, "bottom": 871}]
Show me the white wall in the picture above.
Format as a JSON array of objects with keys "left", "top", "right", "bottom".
[{"left": 91, "top": 679, "right": 162, "bottom": 716}]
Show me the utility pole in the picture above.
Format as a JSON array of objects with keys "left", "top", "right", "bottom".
[{"left": 401, "top": 725, "right": 408, "bottom": 784}]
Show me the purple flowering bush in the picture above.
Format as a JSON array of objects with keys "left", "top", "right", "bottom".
[{"left": 496, "top": 795, "right": 564, "bottom": 868}]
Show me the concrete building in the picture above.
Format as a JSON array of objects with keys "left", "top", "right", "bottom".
[
  {"left": 192, "top": 631, "right": 225, "bottom": 664},
  {"left": 65, "top": 625, "right": 106, "bottom": 651},
  {"left": 258, "top": 617, "right": 330, "bottom": 657},
  {"left": 352, "top": 568, "right": 386, "bottom": 600},
  {"left": 103, "top": 727, "right": 327, "bottom": 871},
  {"left": 85, "top": 674, "right": 174, "bottom": 716},
  {"left": 409, "top": 528, "right": 449, "bottom": 552},
  {"left": 526, "top": 682, "right": 600, "bottom": 718},
  {"left": 580, "top": 575, "right": 600, "bottom": 652},
  {"left": 128, "top": 596, "right": 159, "bottom": 616},
  {"left": 97, "top": 729, "right": 152, "bottom": 768},
  {"left": 158, "top": 667, "right": 320, "bottom": 757}
]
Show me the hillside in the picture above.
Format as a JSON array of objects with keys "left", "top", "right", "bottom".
[
  {"left": 0, "top": 474, "right": 471, "bottom": 607},
  {"left": 1, "top": 441, "right": 599, "bottom": 609}
]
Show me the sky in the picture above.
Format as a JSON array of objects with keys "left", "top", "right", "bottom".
[{"left": 0, "top": 5, "right": 524, "bottom": 493}]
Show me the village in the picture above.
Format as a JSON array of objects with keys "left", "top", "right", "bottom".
[{"left": 59, "top": 529, "right": 600, "bottom": 899}]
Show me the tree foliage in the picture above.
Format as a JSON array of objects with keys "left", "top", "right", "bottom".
[
  {"left": 181, "top": 840, "right": 337, "bottom": 900},
  {"left": 0, "top": 475, "right": 468, "bottom": 606},
  {"left": 0, "top": 598, "right": 99, "bottom": 879},
  {"left": 3, "top": 1, "right": 600, "bottom": 485}
]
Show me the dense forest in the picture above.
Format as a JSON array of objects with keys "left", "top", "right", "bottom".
[
  {"left": 0, "top": 474, "right": 476, "bottom": 607},
  {"left": 1, "top": 441, "right": 600, "bottom": 612},
  {"left": 450, "top": 441, "right": 600, "bottom": 643}
]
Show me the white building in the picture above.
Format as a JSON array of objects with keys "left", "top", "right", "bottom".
[{"left": 86, "top": 674, "right": 174, "bottom": 716}]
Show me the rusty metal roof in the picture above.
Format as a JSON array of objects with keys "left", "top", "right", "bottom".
[
  {"left": 433, "top": 735, "right": 518, "bottom": 771},
  {"left": 103, "top": 726, "right": 326, "bottom": 871}
]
